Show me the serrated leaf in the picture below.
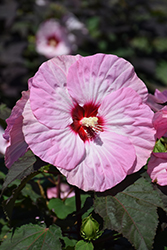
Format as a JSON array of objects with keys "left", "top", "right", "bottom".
[
  {"left": 94, "top": 178, "right": 163, "bottom": 250},
  {"left": 0, "top": 223, "right": 62, "bottom": 250},
  {"left": 2, "top": 150, "right": 36, "bottom": 193},
  {"left": 75, "top": 240, "right": 93, "bottom": 250}
]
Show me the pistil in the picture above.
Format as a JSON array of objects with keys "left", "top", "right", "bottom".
[{"left": 80, "top": 117, "right": 102, "bottom": 132}]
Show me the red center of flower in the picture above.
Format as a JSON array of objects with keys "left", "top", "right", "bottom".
[
  {"left": 70, "top": 103, "right": 104, "bottom": 142},
  {"left": 47, "top": 36, "right": 59, "bottom": 47}
]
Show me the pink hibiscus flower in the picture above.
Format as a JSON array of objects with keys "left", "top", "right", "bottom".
[
  {"left": 47, "top": 183, "right": 75, "bottom": 199},
  {"left": 3, "top": 91, "right": 29, "bottom": 167},
  {"left": 36, "top": 19, "right": 72, "bottom": 58},
  {"left": 147, "top": 106, "right": 167, "bottom": 185},
  {"left": 147, "top": 89, "right": 167, "bottom": 112},
  {"left": 4, "top": 54, "right": 155, "bottom": 192},
  {"left": 0, "top": 125, "right": 9, "bottom": 156}
]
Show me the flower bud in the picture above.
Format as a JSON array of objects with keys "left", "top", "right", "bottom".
[{"left": 80, "top": 214, "right": 102, "bottom": 241}]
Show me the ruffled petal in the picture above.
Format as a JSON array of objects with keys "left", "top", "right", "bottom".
[
  {"left": 4, "top": 90, "right": 29, "bottom": 141},
  {"left": 147, "top": 152, "right": 167, "bottom": 186},
  {"left": 5, "top": 116, "right": 28, "bottom": 168},
  {"left": 146, "top": 89, "right": 167, "bottom": 112},
  {"left": 23, "top": 100, "right": 85, "bottom": 170},
  {"left": 146, "top": 93, "right": 163, "bottom": 112},
  {"left": 154, "top": 89, "right": 167, "bottom": 103},
  {"left": 153, "top": 106, "right": 167, "bottom": 139},
  {"left": 58, "top": 130, "right": 136, "bottom": 192},
  {"left": 98, "top": 87, "right": 155, "bottom": 172},
  {"left": 29, "top": 55, "right": 81, "bottom": 129},
  {"left": 3, "top": 91, "right": 29, "bottom": 168},
  {"left": 67, "top": 53, "right": 148, "bottom": 106}
]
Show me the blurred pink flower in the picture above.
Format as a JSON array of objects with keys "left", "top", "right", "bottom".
[
  {"left": 47, "top": 183, "right": 75, "bottom": 199},
  {"left": 147, "top": 153, "right": 167, "bottom": 186},
  {"left": 147, "top": 106, "right": 167, "bottom": 185},
  {"left": 147, "top": 89, "right": 167, "bottom": 112},
  {"left": 0, "top": 126, "right": 9, "bottom": 156},
  {"left": 36, "top": 19, "right": 72, "bottom": 58},
  {"left": 62, "top": 13, "right": 88, "bottom": 49},
  {"left": 152, "top": 106, "right": 167, "bottom": 139},
  {"left": 4, "top": 54, "right": 155, "bottom": 191}
]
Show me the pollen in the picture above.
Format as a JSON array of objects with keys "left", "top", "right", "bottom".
[{"left": 81, "top": 117, "right": 102, "bottom": 132}]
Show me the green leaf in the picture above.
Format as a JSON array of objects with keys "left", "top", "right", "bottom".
[
  {"left": 86, "top": 16, "right": 101, "bottom": 38},
  {"left": 0, "top": 223, "right": 62, "bottom": 250},
  {"left": 75, "top": 240, "right": 94, "bottom": 250},
  {"left": 48, "top": 198, "right": 73, "bottom": 219},
  {"left": 0, "top": 219, "right": 10, "bottom": 242},
  {"left": 2, "top": 171, "right": 39, "bottom": 220},
  {"left": 21, "top": 183, "right": 41, "bottom": 202},
  {"left": 153, "top": 138, "right": 167, "bottom": 153},
  {"left": 48, "top": 195, "right": 89, "bottom": 219},
  {"left": 0, "top": 104, "right": 11, "bottom": 120},
  {"left": 131, "top": 36, "right": 151, "bottom": 52},
  {"left": 153, "top": 37, "right": 167, "bottom": 52},
  {"left": 2, "top": 150, "right": 36, "bottom": 193},
  {"left": 94, "top": 178, "right": 163, "bottom": 250},
  {"left": 156, "top": 61, "right": 167, "bottom": 85},
  {"left": 62, "top": 236, "right": 77, "bottom": 248}
]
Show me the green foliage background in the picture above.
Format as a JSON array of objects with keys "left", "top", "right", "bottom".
[{"left": 1, "top": 0, "right": 167, "bottom": 108}]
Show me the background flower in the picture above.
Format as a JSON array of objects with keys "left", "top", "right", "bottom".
[
  {"left": 147, "top": 106, "right": 167, "bottom": 185},
  {"left": 147, "top": 152, "right": 167, "bottom": 186},
  {"left": 147, "top": 89, "right": 167, "bottom": 112},
  {"left": 36, "top": 19, "right": 73, "bottom": 58},
  {"left": 47, "top": 183, "right": 75, "bottom": 199},
  {"left": 0, "top": 126, "right": 9, "bottom": 157}
]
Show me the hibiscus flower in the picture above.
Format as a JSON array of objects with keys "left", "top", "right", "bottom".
[
  {"left": 36, "top": 19, "right": 72, "bottom": 58},
  {"left": 4, "top": 54, "right": 155, "bottom": 191},
  {"left": 147, "top": 106, "right": 167, "bottom": 185},
  {"left": 3, "top": 91, "right": 29, "bottom": 167},
  {"left": 0, "top": 125, "right": 9, "bottom": 156},
  {"left": 47, "top": 183, "right": 75, "bottom": 199},
  {"left": 147, "top": 89, "right": 167, "bottom": 112}
]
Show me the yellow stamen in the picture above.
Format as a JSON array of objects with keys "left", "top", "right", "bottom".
[
  {"left": 48, "top": 38, "right": 58, "bottom": 47},
  {"left": 81, "top": 117, "right": 102, "bottom": 132}
]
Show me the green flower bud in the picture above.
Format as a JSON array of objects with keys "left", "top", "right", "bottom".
[{"left": 80, "top": 214, "right": 102, "bottom": 241}]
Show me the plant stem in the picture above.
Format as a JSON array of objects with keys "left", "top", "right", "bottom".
[
  {"left": 75, "top": 187, "right": 82, "bottom": 239},
  {"left": 57, "top": 174, "right": 61, "bottom": 199}
]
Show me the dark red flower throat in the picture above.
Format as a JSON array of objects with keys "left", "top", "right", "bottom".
[
  {"left": 70, "top": 103, "right": 104, "bottom": 142},
  {"left": 47, "top": 36, "right": 59, "bottom": 47}
]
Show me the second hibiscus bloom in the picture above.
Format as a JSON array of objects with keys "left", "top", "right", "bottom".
[{"left": 4, "top": 53, "right": 156, "bottom": 192}]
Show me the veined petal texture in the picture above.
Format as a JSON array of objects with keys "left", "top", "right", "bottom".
[
  {"left": 67, "top": 53, "right": 148, "bottom": 106},
  {"left": 59, "top": 131, "right": 136, "bottom": 192},
  {"left": 29, "top": 55, "right": 81, "bottom": 129},
  {"left": 98, "top": 87, "right": 155, "bottom": 172},
  {"left": 23, "top": 100, "right": 85, "bottom": 171}
]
